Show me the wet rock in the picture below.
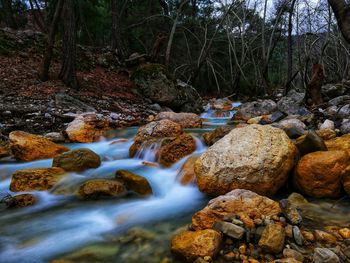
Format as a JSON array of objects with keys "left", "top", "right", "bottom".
[
  {"left": 314, "top": 230, "right": 337, "bottom": 244},
  {"left": 202, "top": 126, "right": 232, "bottom": 146},
  {"left": 157, "top": 133, "right": 196, "bottom": 167},
  {"left": 294, "top": 131, "right": 327, "bottom": 156},
  {"left": 322, "top": 84, "right": 346, "bottom": 98},
  {"left": 274, "top": 119, "right": 307, "bottom": 139},
  {"left": 10, "top": 167, "right": 66, "bottom": 192},
  {"left": 277, "top": 90, "right": 305, "bottom": 115},
  {"left": 283, "top": 248, "right": 304, "bottom": 262},
  {"left": 258, "top": 223, "right": 285, "bottom": 254},
  {"left": 5, "top": 194, "right": 37, "bottom": 208},
  {"left": 176, "top": 156, "right": 198, "bottom": 185},
  {"left": 233, "top": 100, "right": 277, "bottom": 121},
  {"left": 9, "top": 131, "right": 69, "bottom": 161},
  {"left": 192, "top": 189, "right": 281, "bottom": 230},
  {"left": 313, "top": 248, "right": 340, "bottom": 263},
  {"left": 294, "top": 150, "right": 350, "bottom": 198},
  {"left": 279, "top": 199, "right": 302, "bottom": 225},
  {"left": 65, "top": 113, "right": 110, "bottom": 143},
  {"left": 292, "top": 226, "right": 303, "bottom": 246},
  {"left": 171, "top": 229, "right": 221, "bottom": 262},
  {"left": 115, "top": 170, "right": 152, "bottom": 196},
  {"left": 52, "top": 148, "right": 101, "bottom": 172},
  {"left": 328, "top": 95, "right": 350, "bottom": 106},
  {"left": 325, "top": 133, "right": 350, "bottom": 154},
  {"left": 213, "top": 221, "right": 245, "bottom": 239},
  {"left": 316, "top": 129, "right": 337, "bottom": 140},
  {"left": 129, "top": 119, "right": 183, "bottom": 157},
  {"left": 155, "top": 112, "right": 202, "bottom": 128},
  {"left": 0, "top": 134, "right": 10, "bottom": 158},
  {"left": 340, "top": 120, "right": 350, "bottom": 134},
  {"left": 319, "top": 119, "right": 335, "bottom": 130},
  {"left": 77, "top": 179, "right": 126, "bottom": 199},
  {"left": 44, "top": 132, "right": 66, "bottom": 143},
  {"left": 195, "top": 125, "right": 297, "bottom": 196}
]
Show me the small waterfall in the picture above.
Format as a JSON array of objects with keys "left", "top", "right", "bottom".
[{"left": 134, "top": 141, "right": 163, "bottom": 162}]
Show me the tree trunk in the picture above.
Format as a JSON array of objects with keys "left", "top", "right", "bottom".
[
  {"left": 59, "top": 0, "right": 78, "bottom": 89},
  {"left": 1, "top": 0, "right": 17, "bottom": 29},
  {"left": 111, "top": 0, "right": 126, "bottom": 59},
  {"left": 328, "top": 0, "right": 350, "bottom": 44},
  {"left": 285, "top": 0, "right": 297, "bottom": 94},
  {"left": 28, "top": 0, "right": 46, "bottom": 32},
  {"left": 306, "top": 63, "right": 324, "bottom": 106},
  {"left": 40, "top": 0, "right": 64, "bottom": 81}
]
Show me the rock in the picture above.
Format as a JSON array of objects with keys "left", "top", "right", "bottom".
[
  {"left": 262, "top": 111, "right": 287, "bottom": 124},
  {"left": 340, "top": 120, "right": 350, "bottom": 134},
  {"left": 195, "top": 125, "right": 297, "bottom": 196},
  {"left": 325, "top": 134, "right": 350, "bottom": 154},
  {"left": 192, "top": 189, "right": 281, "bottom": 230},
  {"left": 313, "top": 248, "right": 340, "bottom": 263},
  {"left": 319, "top": 119, "right": 335, "bottom": 130},
  {"left": 55, "top": 93, "right": 96, "bottom": 113},
  {"left": 339, "top": 228, "right": 350, "bottom": 239},
  {"left": 294, "top": 131, "right": 327, "bottom": 156},
  {"left": 6, "top": 194, "right": 37, "bottom": 208},
  {"left": 213, "top": 221, "right": 245, "bottom": 239},
  {"left": 292, "top": 226, "right": 303, "bottom": 246},
  {"left": 44, "top": 132, "right": 66, "bottom": 143},
  {"left": 322, "top": 84, "right": 346, "bottom": 98},
  {"left": 338, "top": 104, "right": 350, "bottom": 118},
  {"left": 155, "top": 112, "right": 202, "bottom": 128},
  {"left": 277, "top": 90, "right": 305, "bottom": 115},
  {"left": 234, "top": 100, "right": 277, "bottom": 121},
  {"left": 328, "top": 95, "right": 350, "bottom": 106},
  {"left": 274, "top": 119, "right": 307, "bottom": 139},
  {"left": 65, "top": 113, "right": 110, "bottom": 143},
  {"left": 202, "top": 126, "right": 232, "bottom": 146},
  {"left": 294, "top": 151, "right": 350, "bottom": 198},
  {"left": 52, "top": 148, "right": 101, "bottom": 172},
  {"left": 77, "top": 179, "right": 126, "bottom": 199},
  {"left": 314, "top": 230, "right": 337, "bottom": 244},
  {"left": 316, "top": 129, "right": 337, "bottom": 140},
  {"left": 157, "top": 133, "right": 196, "bottom": 167},
  {"left": 176, "top": 156, "right": 198, "bottom": 185},
  {"left": 129, "top": 119, "right": 183, "bottom": 157},
  {"left": 301, "top": 230, "right": 315, "bottom": 242},
  {"left": 9, "top": 131, "right": 69, "bottom": 161},
  {"left": 283, "top": 248, "right": 304, "bottom": 262},
  {"left": 0, "top": 135, "right": 10, "bottom": 158},
  {"left": 10, "top": 167, "right": 66, "bottom": 192},
  {"left": 269, "top": 259, "right": 301, "bottom": 263},
  {"left": 279, "top": 199, "right": 302, "bottom": 225},
  {"left": 258, "top": 223, "right": 285, "bottom": 254},
  {"left": 115, "top": 170, "right": 152, "bottom": 196},
  {"left": 170, "top": 229, "right": 222, "bottom": 262}
]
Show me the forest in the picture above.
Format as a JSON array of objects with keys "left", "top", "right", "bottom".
[{"left": 0, "top": 0, "right": 350, "bottom": 263}]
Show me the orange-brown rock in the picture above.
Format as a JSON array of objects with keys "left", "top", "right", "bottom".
[
  {"left": 7, "top": 194, "right": 37, "bottom": 208},
  {"left": 65, "top": 113, "right": 110, "bottom": 143},
  {"left": 115, "top": 170, "right": 152, "bottom": 196},
  {"left": 157, "top": 133, "right": 196, "bottom": 167},
  {"left": 314, "top": 230, "right": 337, "bottom": 244},
  {"left": 259, "top": 223, "right": 285, "bottom": 254},
  {"left": 10, "top": 167, "right": 66, "bottom": 192},
  {"left": 192, "top": 189, "right": 281, "bottom": 230},
  {"left": 9, "top": 131, "right": 69, "bottom": 161},
  {"left": 339, "top": 228, "right": 350, "bottom": 239},
  {"left": 195, "top": 124, "right": 297, "bottom": 196},
  {"left": 294, "top": 151, "right": 350, "bottom": 198},
  {"left": 176, "top": 156, "right": 199, "bottom": 185},
  {"left": 155, "top": 112, "right": 202, "bottom": 128},
  {"left": 171, "top": 229, "right": 222, "bottom": 262},
  {"left": 202, "top": 126, "right": 232, "bottom": 146},
  {"left": 77, "top": 179, "right": 126, "bottom": 199},
  {"left": 316, "top": 129, "right": 337, "bottom": 141},
  {"left": 325, "top": 134, "right": 350, "bottom": 154},
  {"left": 269, "top": 259, "right": 301, "bottom": 263}
]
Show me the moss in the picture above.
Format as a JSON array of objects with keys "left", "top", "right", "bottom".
[{"left": 131, "top": 63, "right": 175, "bottom": 82}]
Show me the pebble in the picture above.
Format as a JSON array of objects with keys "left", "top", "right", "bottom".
[
  {"left": 313, "top": 248, "right": 340, "bottom": 263},
  {"left": 283, "top": 248, "right": 304, "bottom": 262},
  {"left": 213, "top": 221, "right": 245, "bottom": 240},
  {"left": 292, "top": 226, "right": 303, "bottom": 246}
]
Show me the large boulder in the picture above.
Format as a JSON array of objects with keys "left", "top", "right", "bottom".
[
  {"left": 131, "top": 64, "right": 202, "bottom": 113},
  {"left": 65, "top": 113, "right": 110, "bottom": 143},
  {"left": 154, "top": 112, "right": 202, "bottom": 128},
  {"left": 192, "top": 189, "right": 281, "bottom": 230},
  {"left": 9, "top": 131, "right": 69, "bottom": 161},
  {"left": 325, "top": 134, "right": 350, "bottom": 154},
  {"left": 195, "top": 124, "right": 297, "bottom": 196},
  {"left": 322, "top": 84, "right": 346, "bottom": 99},
  {"left": 294, "top": 151, "right": 350, "bottom": 198},
  {"left": 171, "top": 229, "right": 222, "bottom": 262},
  {"left": 52, "top": 148, "right": 101, "bottom": 172},
  {"left": 77, "top": 179, "right": 126, "bottom": 199},
  {"left": 202, "top": 126, "right": 232, "bottom": 146},
  {"left": 115, "top": 170, "right": 152, "bottom": 196},
  {"left": 233, "top": 100, "right": 277, "bottom": 121},
  {"left": 10, "top": 167, "right": 66, "bottom": 192}
]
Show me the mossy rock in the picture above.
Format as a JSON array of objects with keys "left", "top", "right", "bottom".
[{"left": 131, "top": 63, "right": 175, "bottom": 82}]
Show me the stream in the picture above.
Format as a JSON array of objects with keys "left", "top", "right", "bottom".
[{"left": 1, "top": 102, "right": 350, "bottom": 263}]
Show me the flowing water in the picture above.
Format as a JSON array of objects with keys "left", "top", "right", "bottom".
[{"left": 1, "top": 102, "right": 350, "bottom": 263}]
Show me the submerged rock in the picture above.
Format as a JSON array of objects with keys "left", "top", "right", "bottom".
[
  {"left": 191, "top": 189, "right": 281, "bottom": 230},
  {"left": 195, "top": 124, "right": 297, "bottom": 196},
  {"left": 258, "top": 223, "right": 285, "bottom": 254},
  {"left": 115, "top": 170, "right": 152, "bottom": 196},
  {"left": 202, "top": 126, "right": 232, "bottom": 146},
  {"left": 155, "top": 112, "right": 202, "bottom": 128},
  {"left": 52, "top": 148, "right": 101, "bottom": 172},
  {"left": 171, "top": 229, "right": 222, "bottom": 262},
  {"left": 77, "top": 179, "right": 126, "bottom": 199},
  {"left": 5, "top": 194, "right": 37, "bottom": 208},
  {"left": 10, "top": 167, "right": 66, "bottom": 192},
  {"left": 294, "top": 151, "right": 350, "bottom": 198},
  {"left": 9, "top": 131, "right": 69, "bottom": 161}
]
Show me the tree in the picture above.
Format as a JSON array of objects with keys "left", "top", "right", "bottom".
[
  {"left": 328, "top": 0, "right": 350, "bottom": 44},
  {"left": 1, "top": 0, "right": 17, "bottom": 29},
  {"left": 111, "top": 0, "right": 127, "bottom": 59},
  {"left": 59, "top": 0, "right": 78, "bottom": 89}
]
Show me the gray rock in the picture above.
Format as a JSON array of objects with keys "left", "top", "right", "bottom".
[
  {"left": 341, "top": 120, "right": 350, "bottom": 134},
  {"left": 292, "top": 226, "right": 303, "bottom": 246},
  {"left": 338, "top": 104, "right": 350, "bottom": 118},
  {"left": 274, "top": 118, "right": 307, "bottom": 138},
  {"left": 283, "top": 248, "right": 304, "bottom": 262},
  {"left": 235, "top": 99, "right": 277, "bottom": 120},
  {"left": 44, "top": 132, "right": 65, "bottom": 143},
  {"left": 313, "top": 248, "right": 340, "bottom": 263},
  {"left": 328, "top": 95, "right": 350, "bottom": 106},
  {"left": 294, "top": 131, "right": 327, "bottom": 156},
  {"left": 213, "top": 221, "right": 245, "bottom": 239},
  {"left": 55, "top": 93, "right": 96, "bottom": 113},
  {"left": 319, "top": 119, "right": 335, "bottom": 130},
  {"left": 322, "top": 84, "right": 346, "bottom": 98},
  {"left": 277, "top": 90, "right": 305, "bottom": 115},
  {"left": 279, "top": 199, "right": 302, "bottom": 225},
  {"left": 325, "top": 105, "right": 339, "bottom": 116}
]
